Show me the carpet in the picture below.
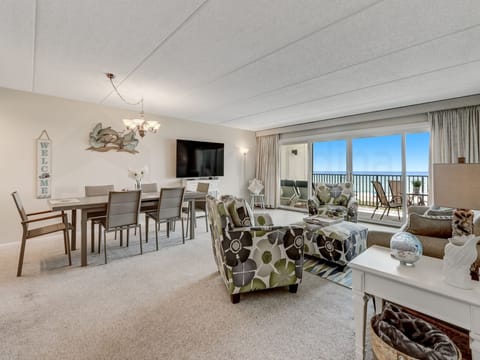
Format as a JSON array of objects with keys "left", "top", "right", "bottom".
[
  {"left": 303, "top": 256, "right": 352, "bottom": 289},
  {"left": 0, "top": 230, "right": 376, "bottom": 360}
]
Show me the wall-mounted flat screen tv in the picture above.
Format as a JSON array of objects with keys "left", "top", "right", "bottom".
[{"left": 176, "top": 139, "right": 224, "bottom": 178}]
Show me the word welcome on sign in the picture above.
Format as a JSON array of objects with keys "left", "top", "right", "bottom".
[{"left": 36, "top": 132, "right": 51, "bottom": 198}]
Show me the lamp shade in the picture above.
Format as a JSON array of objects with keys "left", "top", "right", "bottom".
[{"left": 433, "top": 163, "right": 480, "bottom": 210}]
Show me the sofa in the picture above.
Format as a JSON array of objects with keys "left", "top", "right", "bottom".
[
  {"left": 368, "top": 205, "right": 480, "bottom": 262},
  {"left": 206, "top": 195, "right": 305, "bottom": 304},
  {"left": 308, "top": 182, "right": 358, "bottom": 222}
]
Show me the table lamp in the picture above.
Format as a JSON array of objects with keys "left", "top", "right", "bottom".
[{"left": 433, "top": 162, "right": 480, "bottom": 289}]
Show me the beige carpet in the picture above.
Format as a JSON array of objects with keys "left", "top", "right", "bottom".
[{"left": 0, "top": 225, "right": 374, "bottom": 360}]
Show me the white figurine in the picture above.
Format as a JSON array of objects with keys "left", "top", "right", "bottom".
[{"left": 443, "top": 235, "right": 479, "bottom": 289}]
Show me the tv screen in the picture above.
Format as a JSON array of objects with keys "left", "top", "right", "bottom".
[{"left": 176, "top": 139, "right": 224, "bottom": 178}]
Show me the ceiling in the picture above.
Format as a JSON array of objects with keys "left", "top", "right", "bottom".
[{"left": 2, "top": 0, "right": 480, "bottom": 131}]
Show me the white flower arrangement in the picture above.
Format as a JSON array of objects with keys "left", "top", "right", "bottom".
[{"left": 128, "top": 166, "right": 148, "bottom": 189}]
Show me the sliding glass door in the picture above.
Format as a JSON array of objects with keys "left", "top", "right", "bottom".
[{"left": 312, "top": 139, "right": 347, "bottom": 187}]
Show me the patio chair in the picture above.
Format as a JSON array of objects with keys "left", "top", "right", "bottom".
[
  {"left": 295, "top": 180, "right": 308, "bottom": 206},
  {"left": 388, "top": 180, "right": 403, "bottom": 205},
  {"left": 12, "top": 191, "right": 72, "bottom": 276},
  {"left": 280, "top": 179, "right": 299, "bottom": 206},
  {"left": 371, "top": 181, "right": 401, "bottom": 221}
]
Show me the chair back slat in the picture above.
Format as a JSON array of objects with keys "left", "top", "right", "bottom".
[
  {"left": 106, "top": 190, "right": 141, "bottom": 230},
  {"left": 157, "top": 187, "right": 185, "bottom": 221},
  {"left": 85, "top": 185, "right": 114, "bottom": 197},
  {"left": 141, "top": 183, "right": 158, "bottom": 193},
  {"left": 372, "top": 181, "right": 388, "bottom": 206},
  {"left": 11, "top": 192, "right": 28, "bottom": 223}
]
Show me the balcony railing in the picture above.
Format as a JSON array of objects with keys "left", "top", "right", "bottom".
[{"left": 310, "top": 173, "right": 429, "bottom": 207}]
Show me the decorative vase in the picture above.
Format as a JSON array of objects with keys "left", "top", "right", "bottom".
[
  {"left": 390, "top": 232, "right": 423, "bottom": 266},
  {"left": 135, "top": 181, "right": 142, "bottom": 190},
  {"left": 413, "top": 186, "right": 420, "bottom": 194},
  {"left": 443, "top": 235, "right": 479, "bottom": 289}
]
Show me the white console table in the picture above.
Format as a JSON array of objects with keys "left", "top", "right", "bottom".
[{"left": 349, "top": 246, "right": 480, "bottom": 360}]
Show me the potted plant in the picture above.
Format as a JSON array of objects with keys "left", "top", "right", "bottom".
[{"left": 412, "top": 179, "right": 422, "bottom": 194}]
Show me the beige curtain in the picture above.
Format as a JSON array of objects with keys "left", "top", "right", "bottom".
[
  {"left": 429, "top": 105, "right": 480, "bottom": 205},
  {"left": 429, "top": 105, "right": 480, "bottom": 163},
  {"left": 255, "top": 135, "right": 278, "bottom": 208}
]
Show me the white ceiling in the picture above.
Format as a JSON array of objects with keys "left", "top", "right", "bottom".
[{"left": 2, "top": 0, "right": 480, "bottom": 131}]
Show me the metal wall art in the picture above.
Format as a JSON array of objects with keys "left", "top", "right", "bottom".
[
  {"left": 36, "top": 130, "right": 52, "bottom": 198},
  {"left": 87, "top": 122, "right": 139, "bottom": 154}
]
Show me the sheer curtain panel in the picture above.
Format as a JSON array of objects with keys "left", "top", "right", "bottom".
[
  {"left": 255, "top": 135, "right": 279, "bottom": 208},
  {"left": 429, "top": 105, "right": 480, "bottom": 163}
]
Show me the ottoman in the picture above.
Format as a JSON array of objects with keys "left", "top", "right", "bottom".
[{"left": 303, "top": 221, "right": 368, "bottom": 267}]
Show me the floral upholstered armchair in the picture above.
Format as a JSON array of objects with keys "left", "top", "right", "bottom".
[
  {"left": 308, "top": 182, "right": 358, "bottom": 222},
  {"left": 206, "top": 195, "right": 304, "bottom": 304}
]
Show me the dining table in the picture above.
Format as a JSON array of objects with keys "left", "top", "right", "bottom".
[{"left": 48, "top": 191, "right": 207, "bottom": 266}]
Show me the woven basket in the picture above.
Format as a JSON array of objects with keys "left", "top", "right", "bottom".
[{"left": 370, "top": 315, "right": 462, "bottom": 360}]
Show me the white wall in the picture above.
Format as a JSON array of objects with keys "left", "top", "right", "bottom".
[
  {"left": 0, "top": 87, "right": 256, "bottom": 244},
  {"left": 280, "top": 144, "right": 308, "bottom": 180}
]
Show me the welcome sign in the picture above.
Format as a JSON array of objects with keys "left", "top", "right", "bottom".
[{"left": 36, "top": 130, "right": 51, "bottom": 198}]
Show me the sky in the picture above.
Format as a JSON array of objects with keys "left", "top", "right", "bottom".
[{"left": 313, "top": 132, "right": 430, "bottom": 174}]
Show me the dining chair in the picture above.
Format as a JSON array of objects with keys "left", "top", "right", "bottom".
[
  {"left": 94, "top": 190, "right": 142, "bottom": 264},
  {"left": 145, "top": 187, "right": 185, "bottom": 250},
  {"left": 85, "top": 185, "right": 114, "bottom": 252},
  {"left": 140, "top": 183, "right": 158, "bottom": 213},
  {"left": 184, "top": 183, "right": 209, "bottom": 237},
  {"left": 11, "top": 191, "right": 72, "bottom": 276}
]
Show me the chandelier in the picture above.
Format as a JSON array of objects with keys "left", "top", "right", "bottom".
[{"left": 106, "top": 73, "right": 160, "bottom": 138}]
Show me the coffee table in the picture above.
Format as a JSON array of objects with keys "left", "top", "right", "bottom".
[{"left": 349, "top": 246, "right": 480, "bottom": 360}]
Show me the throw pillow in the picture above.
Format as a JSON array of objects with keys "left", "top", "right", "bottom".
[
  {"left": 405, "top": 213, "right": 453, "bottom": 239},
  {"left": 315, "top": 183, "right": 333, "bottom": 205},
  {"left": 225, "top": 197, "right": 253, "bottom": 228}
]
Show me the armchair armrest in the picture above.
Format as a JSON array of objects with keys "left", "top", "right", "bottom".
[
  {"left": 27, "top": 209, "right": 55, "bottom": 216},
  {"left": 22, "top": 213, "right": 64, "bottom": 224}
]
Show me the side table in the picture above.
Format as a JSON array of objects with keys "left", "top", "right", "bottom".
[{"left": 349, "top": 246, "right": 480, "bottom": 360}]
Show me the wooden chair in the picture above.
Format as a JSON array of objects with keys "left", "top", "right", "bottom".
[
  {"left": 146, "top": 187, "right": 185, "bottom": 250},
  {"left": 11, "top": 191, "right": 72, "bottom": 276},
  {"left": 371, "top": 181, "right": 401, "bottom": 221},
  {"left": 85, "top": 185, "right": 114, "bottom": 252},
  {"left": 94, "top": 190, "right": 142, "bottom": 264}
]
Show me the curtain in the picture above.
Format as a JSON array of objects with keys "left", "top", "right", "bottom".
[
  {"left": 429, "top": 105, "right": 480, "bottom": 205},
  {"left": 256, "top": 135, "right": 278, "bottom": 208},
  {"left": 429, "top": 105, "right": 480, "bottom": 163}
]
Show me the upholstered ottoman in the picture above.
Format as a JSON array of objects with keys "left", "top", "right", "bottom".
[{"left": 302, "top": 221, "right": 368, "bottom": 267}]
